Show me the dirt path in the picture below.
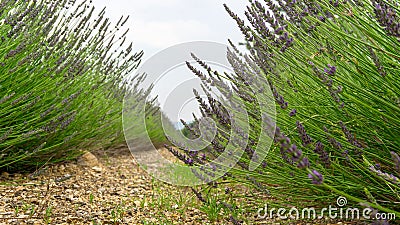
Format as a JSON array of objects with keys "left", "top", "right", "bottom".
[{"left": 0, "top": 147, "right": 214, "bottom": 225}]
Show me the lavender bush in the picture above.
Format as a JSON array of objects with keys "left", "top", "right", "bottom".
[
  {"left": 171, "top": 0, "right": 400, "bottom": 223},
  {"left": 0, "top": 0, "right": 152, "bottom": 171}
]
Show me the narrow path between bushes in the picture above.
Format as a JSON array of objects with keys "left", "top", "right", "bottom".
[
  {"left": 0, "top": 147, "right": 216, "bottom": 225},
  {"left": 0, "top": 147, "right": 349, "bottom": 225}
]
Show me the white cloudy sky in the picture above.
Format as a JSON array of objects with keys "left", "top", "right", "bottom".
[
  {"left": 93, "top": 0, "right": 248, "bottom": 122},
  {"left": 94, "top": 0, "right": 246, "bottom": 59}
]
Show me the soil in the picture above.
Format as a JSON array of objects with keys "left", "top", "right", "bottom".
[
  {"left": 0, "top": 147, "right": 354, "bottom": 225},
  {"left": 0, "top": 147, "right": 214, "bottom": 225}
]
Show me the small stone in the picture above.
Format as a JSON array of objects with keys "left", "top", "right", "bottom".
[
  {"left": 134, "top": 200, "right": 141, "bottom": 207},
  {"left": 30, "top": 198, "right": 39, "bottom": 205},
  {"left": 59, "top": 164, "right": 65, "bottom": 171},
  {"left": 92, "top": 166, "right": 102, "bottom": 173},
  {"left": 1, "top": 172, "right": 9, "bottom": 179},
  {"left": 77, "top": 152, "right": 100, "bottom": 168}
]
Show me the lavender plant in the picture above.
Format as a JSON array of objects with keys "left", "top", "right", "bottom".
[
  {"left": 0, "top": 0, "right": 149, "bottom": 171},
  {"left": 172, "top": 0, "right": 400, "bottom": 222}
]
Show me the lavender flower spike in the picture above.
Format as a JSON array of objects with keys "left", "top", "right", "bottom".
[
  {"left": 324, "top": 64, "right": 337, "bottom": 75},
  {"left": 314, "top": 142, "right": 331, "bottom": 167},
  {"left": 296, "top": 121, "right": 312, "bottom": 146},
  {"left": 390, "top": 151, "right": 400, "bottom": 173},
  {"left": 370, "top": 165, "right": 400, "bottom": 185},
  {"left": 308, "top": 170, "right": 324, "bottom": 185},
  {"left": 289, "top": 109, "right": 297, "bottom": 117},
  {"left": 297, "top": 157, "right": 310, "bottom": 169}
]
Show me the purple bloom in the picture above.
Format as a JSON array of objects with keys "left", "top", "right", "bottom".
[
  {"left": 166, "top": 145, "right": 196, "bottom": 166},
  {"left": 314, "top": 142, "right": 331, "bottom": 167},
  {"left": 324, "top": 64, "right": 337, "bottom": 75},
  {"left": 186, "top": 158, "right": 194, "bottom": 166},
  {"left": 368, "top": 47, "right": 387, "bottom": 77},
  {"left": 296, "top": 121, "right": 313, "bottom": 146},
  {"left": 373, "top": 0, "right": 400, "bottom": 38},
  {"left": 290, "top": 145, "right": 302, "bottom": 162},
  {"left": 289, "top": 109, "right": 297, "bottom": 117},
  {"left": 272, "top": 86, "right": 289, "bottom": 109},
  {"left": 339, "top": 121, "right": 363, "bottom": 149},
  {"left": 370, "top": 165, "right": 400, "bottom": 185},
  {"left": 390, "top": 151, "right": 400, "bottom": 172},
  {"left": 262, "top": 161, "right": 268, "bottom": 168},
  {"left": 329, "top": 0, "right": 340, "bottom": 7},
  {"left": 308, "top": 170, "right": 324, "bottom": 185},
  {"left": 210, "top": 163, "right": 217, "bottom": 171},
  {"left": 342, "top": 150, "right": 350, "bottom": 161},
  {"left": 297, "top": 157, "right": 310, "bottom": 169},
  {"left": 325, "top": 127, "right": 343, "bottom": 150}
]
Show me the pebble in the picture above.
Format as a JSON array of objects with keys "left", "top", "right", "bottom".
[
  {"left": 92, "top": 166, "right": 103, "bottom": 173},
  {"left": 77, "top": 152, "right": 100, "bottom": 168},
  {"left": 134, "top": 200, "right": 141, "bottom": 207},
  {"left": 1, "top": 172, "right": 9, "bottom": 179}
]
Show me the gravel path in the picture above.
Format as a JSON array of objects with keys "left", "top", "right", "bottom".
[
  {"left": 0, "top": 147, "right": 214, "bottom": 225},
  {"left": 0, "top": 147, "right": 353, "bottom": 225}
]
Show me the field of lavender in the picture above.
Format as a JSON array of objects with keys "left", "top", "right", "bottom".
[
  {"left": 174, "top": 0, "right": 400, "bottom": 224},
  {"left": 0, "top": 0, "right": 167, "bottom": 171},
  {"left": 1, "top": 0, "right": 399, "bottom": 224}
]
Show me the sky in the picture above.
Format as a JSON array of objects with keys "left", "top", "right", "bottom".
[{"left": 93, "top": 0, "right": 248, "bottom": 122}]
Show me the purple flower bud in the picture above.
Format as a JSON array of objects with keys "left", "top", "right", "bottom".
[
  {"left": 324, "top": 64, "right": 337, "bottom": 75},
  {"left": 289, "top": 109, "right": 297, "bottom": 117},
  {"left": 210, "top": 163, "right": 217, "bottom": 171},
  {"left": 296, "top": 121, "right": 312, "bottom": 146},
  {"left": 391, "top": 151, "right": 400, "bottom": 172},
  {"left": 262, "top": 161, "right": 268, "bottom": 168},
  {"left": 308, "top": 170, "right": 323, "bottom": 185},
  {"left": 297, "top": 157, "right": 310, "bottom": 169},
  {"left": 314, "top": 142, "right": 331, "bottom": 167},
  {"left": 186, "top": 158, "right": 194, "bottom": 165},
  {"left": 373, "top": 0, "right": 400, "bottom": 38},
  {"left": 339, "top": 121, "right": 363, "bottom": 149},
  {"left": 370, "top": 165, "right": 400, "bottom": 185},
  {"left": 289, "top": 145, "right": 302, "bottom": 162}
]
